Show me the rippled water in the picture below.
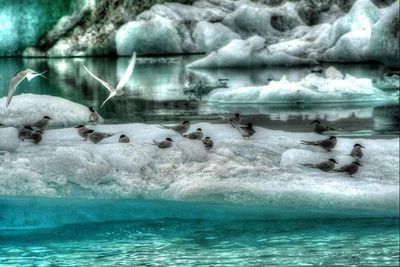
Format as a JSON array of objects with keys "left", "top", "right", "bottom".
[
  {"left": 1, "top": 218, "right": 398, "bottom": 266},
  {"left": 0, "top": 57, "right": 398, "bottom": 135}
]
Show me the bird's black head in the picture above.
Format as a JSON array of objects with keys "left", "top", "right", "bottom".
[
  {"left": 183, "top": 120, "right": 190, "bottom": 125},
  {"left": 205, "top": 136, "right": 210, "bottom": 140},
  {"left": 166, "top": 138, "right": 173, "bottom": 142},
  {"left": 89, "top": 106, "right": 95, "bottom": 112},
  {"left": 24, "top": 126, "right": 33, "bottom": 130},
  {"left": 352, "top": 162, "right": 362, "bottom": 166},
  {"left": 197, "top": 128, "right": 202, "bottom": 131},
  {"left": 329, "top": 136, "right": 336, "bottom": 140},
  {"left": 43, "top": 116, "right": 52, "bottom": 120},
  {"left": 120, "top": 134, "right": 126, "bottom": 138},
  {"left": 354, "top": 144, "right": 365, "bottom": 148},
  {"left": 329, "top": 158, "right": 338, "bottom": 164},
  {"left": 310, "top": 120, "right": 320, "bottom": 124},
  {"left": 235, "top": 113, "right": 240, "bottom": 117}
]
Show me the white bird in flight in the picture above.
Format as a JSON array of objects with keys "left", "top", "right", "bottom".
[
  {"left": 83, "top": 52, "right": 137, "bottom": 108},
  {"left": 6, "top": 69, "right": 48, "bottom": 107}
]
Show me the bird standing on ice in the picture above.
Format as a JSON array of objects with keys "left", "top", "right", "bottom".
[
  {"left": 234, "top": 122, "right": 256, "bottom": 138},
  {"left": 301, "top": 136, "right": 337, "bottom": 151},
  {"left": 159, "top": 121, "right": 190, "bottom": 134},
  {"left": 88, "top": 106, "right": 101, "bottom": 124},
  {"left": 6, "top": 69, "right": 48, "bottom": 107},
  {"left": 301, "top": 158, "right": 338, "bottom": 172},
  {"left": 86, "top": 130, "right": 115, "bottom": 144},
  {"left": 183, "top": 128, "right": 204, "bottom": 140},
  {"left": 83, "top": 52, "right": 136, "bottom": 108},
  {"left": 153, "top": 138, "right": 174, "bottom": 149}
]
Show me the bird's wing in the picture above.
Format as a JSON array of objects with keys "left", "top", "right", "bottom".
[
  {"left": 116, "top": 52, "right": 136, "bottom": 91},
  {"left": 318, "top": 139, "right": 331, "bottom": 146},
  {"left": 6, "top": 75, "right": 25, "bottom": 107},
  {"left": 83, "top": 65, "right": 115, "bottom": 93},
  {"left": 101, "top": 91, "right": 117, "bottom": 108},
  {"left": 26, "top": 70, "right": 48, "bottom": 81}
]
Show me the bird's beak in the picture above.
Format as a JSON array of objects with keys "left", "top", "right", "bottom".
[
  {"left": 334, "top": 161, "right": 338, "bottom": 164},
  {"left": 361, "top": 145, "right": 365, "bottom": 148}
]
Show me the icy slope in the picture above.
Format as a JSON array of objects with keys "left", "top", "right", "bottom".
[
  {"left": 1, "top": 123, "right": 398, "bottom": 216},
  {"left": 207, "top": 72, "right": 399, "bottom": 104},
  {"left": 0, "top": 94, "right": 101, "bottom": 127}
]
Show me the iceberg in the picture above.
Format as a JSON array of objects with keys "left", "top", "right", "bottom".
[
  {"left": 116, "top": 16, "right": 183, "bottom": 55},
  {"left": 187, "top": 36, "right": 318, "bottom": 68},
  {"left": 207, "top": 72, "right": 399, "bottom": 104},
  {"left": 0, "top": 123, "right": 398, "bottom": 218},
  {"left": 0, "top": 94, "right": 101, "bottom": 127},
  {"left": 193, "top": 21, "right": 241, "bottom": 52}
]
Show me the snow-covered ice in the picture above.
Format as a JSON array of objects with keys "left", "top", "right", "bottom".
[
  {"left": 207, "top": 72, "right": 398, "bottom": 104},
  {"left": 0, "top": 94, "right": 101, "bottom": 127},
  {"left": 0, "top": 123, "right": 398, "bottom": 216},
  {"left": 0, "top": 127, "right": 20, "bottom": 152}
]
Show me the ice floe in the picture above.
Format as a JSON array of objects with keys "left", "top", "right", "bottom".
[
  {"left": 0, "top": 94, "right": 101, "bottom": 127},
  {"left": 0, "top": 123, "right": 398, "bottom": 216},
  {"left": 207, "top": 70, "right": 399, "bottom": 104},
  {"left": 0, "top": 127, "right": 20, "bottom": 152}
]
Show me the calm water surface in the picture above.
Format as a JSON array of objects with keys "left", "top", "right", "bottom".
[{"left": 0, "top": 56, "right": 398, "bottom": 136}]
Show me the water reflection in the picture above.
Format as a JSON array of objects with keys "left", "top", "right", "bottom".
[{"left": 0, "top": 56, "right": 398, "bottom": 135}]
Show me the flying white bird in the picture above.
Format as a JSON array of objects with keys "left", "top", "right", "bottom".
[
  {"left": 6, "top": 69, "right": 48, "bottom": 107},
  {"left": 83, "top": 52, "right": 136, "bottom": 108}
]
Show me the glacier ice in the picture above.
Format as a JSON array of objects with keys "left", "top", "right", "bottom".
[
  {"left": 187, "top": 36, "right": 318, "bottom": 68},
  {"left": 193, "top": 21, "right": 241, "bottom": 52},
  {"left": 0, "top": 94, "right": 101, "bottom": 127},
  {"left": 207, "top": 72, "right": 398, "bottom": 104},
  {"left": 367, "top": 2, "right": 400, "bottom": 67},
  {"left": 0, "top": 123, "right": 398, "bottom": 216},
  {"left": 116, "top": 16, "right": 183, "bottom": 55}
]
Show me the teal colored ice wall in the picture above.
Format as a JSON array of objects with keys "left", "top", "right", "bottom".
[{"left": 0, "top": 0, "right": 78, "bottom": 56}]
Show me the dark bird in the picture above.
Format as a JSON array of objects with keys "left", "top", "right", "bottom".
[
  {"left": 301, "top": 136, "right": 337, "bottom": 151},
  {"left": 234, "top": 122, "right": 256, "bottom": 138},
  {"left": 119, "top": 134, "right": 130, "bottom": 143},
  {"left": 159, "top": 121, "right": 190, "bottom": 134},
  {"left": 202, "top": 136, "right": 214, "bottom": 151},
  {"left": 87, "top": 130, "right": 115, "bottom": 144},
  {"left": 153, "top": 138, "right": 173, "bottom": 149},
  {"left": 183, "top": 128, "right": 204, "bottom": 140},
  {"left": 88, "top": 106, "right": 100, "bottom": 124},
  {"left": 349, "top": 144, "right": 365, "bottom": 160},
  {"left": 335, "top": 161, "right": 362, "bottom": 176},
  {"left": 75, "top": 125, "right": 92, "bottom": 141},
  {"left": 301, "top": 158, "right": 338, "bottom": 172},
  {"left": 310, "top": 120, "right": 337, "bottom": 134},
  {"left": 31, "top": 116, "right": 52, "bottom": 132}
]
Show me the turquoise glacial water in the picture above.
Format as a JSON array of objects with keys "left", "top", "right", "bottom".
[{"left": 0, "top": 197, "right": 399, "bottom": 266}]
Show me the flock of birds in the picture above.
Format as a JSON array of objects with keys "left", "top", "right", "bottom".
[{"left": 3, "top": 51, "right": 364, "bottom": 176}]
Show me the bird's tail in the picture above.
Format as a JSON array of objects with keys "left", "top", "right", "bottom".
[
  {"left": 300, "top": 140, "right": 316, "bottom": 145},
  {"left": 300, "top": 163, "right": 316, "bottom": 168},
  {"left": 158, "top": 125, "right": 170, "bottom": 130}
]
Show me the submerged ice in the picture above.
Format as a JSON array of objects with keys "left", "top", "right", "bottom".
[{"left": 0, "top": 123, "right": 398, "bottom": 216}]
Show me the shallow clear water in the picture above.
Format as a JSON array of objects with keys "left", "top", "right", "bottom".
[
  {"left": 0, "top": 197, "right": 399, "bottom": 266},
  {"left": 1, "top": 217, "right": 398, "bottom": 266},
  {"left": 0, "top": 57, "right": 398, "bottom": 135}
]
